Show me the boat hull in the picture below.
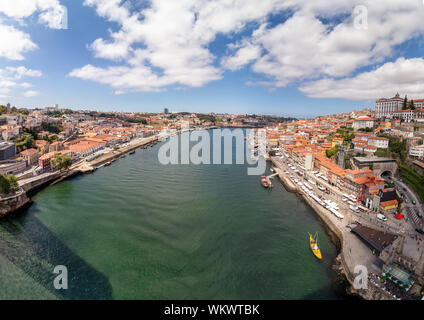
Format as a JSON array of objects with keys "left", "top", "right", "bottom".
[{"left": 309, "top": 233, "right": 322, "bottom": 260}]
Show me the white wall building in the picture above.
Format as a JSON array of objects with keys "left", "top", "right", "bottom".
[
  {"left": 409, "top": 145, "right": 424, "bottom": 158},
  {"left": 375, "top": 93, "right": 404, "bottom": 118},
  {"left": 353, "top": 116, "right": 374, "bottom": 130}
]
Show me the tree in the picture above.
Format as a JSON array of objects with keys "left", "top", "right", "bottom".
[
  {"left": 408, "top": 100, "right": 416, "bottom": 110},
  {"left": 6, "top": 175, "right": 19, "bottom": 192},
  {"left": 51, "top": 153, "right": 72, "bottom": 171},
  {"left": 402, "top": 95, "right": 408, "bottom": 110},
  {"left": 0, "top": 175, "right": 10, "bottom": 194},
  {"left": 0, "top": 174, "right": 19, "bottom": 195}
]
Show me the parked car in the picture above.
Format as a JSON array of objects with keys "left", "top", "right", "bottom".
[
  {"left": 377, "top": 214, "right": 387, "bottom": 222},
  {"left": 416, "top": 228, "right": 424, "bottom": 235}
]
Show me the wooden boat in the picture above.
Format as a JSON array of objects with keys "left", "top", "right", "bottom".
[{"left": 308, "top": 232, "right": 322, "bottom": 260}]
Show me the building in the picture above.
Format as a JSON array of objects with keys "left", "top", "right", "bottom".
[
  {"left": 375, "top": 93, "right": 404, "bottom": 119},
  {"left": 0, "top": 142, "right": 16, "bottom": 160},
  {"left": 50, "top": 141, "right": 64, "bottom": 152},
  {"left": 0, "top": 159, "right": 27, "bottom": 175},
  {"left": 392, "top": 108, "right": 424, "bottom": 122},
  {"left": 352, "top": 116, "right": 375, "bottom": 130},
  {"left": 409, "top": 145, "right": 424, "bottom": 159},
  {"left": 39, "top": 153, "right": 53, "bottom": 171},
  {"left": 20, "top": 148, "right": 40, "bottom": 165},
  {"left": 337, "top": 145, "right": 345, "bottom": 168},
  {"left": 164, "top": 108, "right": 169, "bottom": 114},
  {"left": 352, "top": 133, "right": 389, "bottom": 154}
]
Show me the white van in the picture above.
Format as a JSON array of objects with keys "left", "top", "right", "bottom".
[{"left": 377, "top": 214, "right": 387, "bottom": 222}]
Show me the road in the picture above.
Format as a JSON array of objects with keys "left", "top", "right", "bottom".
[
  {"left": 272, "top": 154, "right": 415, "bottom": 237},
  {"left": 386, "top": 174, "right": 423, "bottom": 230}
]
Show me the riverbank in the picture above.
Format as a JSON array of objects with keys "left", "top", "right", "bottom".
[
  {"left": 270, "top": 158, "right": 394, "bottom": 300},
  {"left": 0, "top": 136, "right": 158, "bottom": 218}
]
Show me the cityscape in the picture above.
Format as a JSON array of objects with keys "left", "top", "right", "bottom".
[{"left": 1, "top": 0, "right": 424, "bottom": 309}]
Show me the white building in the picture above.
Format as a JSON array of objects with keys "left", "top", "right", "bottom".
[
  {"left": 353, "top": 116, "right": 374, "bottom": 130},
  {"left": 392, "top": 108, "right": 424, "bottom": 122},
  {"left": 375, "top": 93, "right": 404, "bottom": 118},
  {"left": 368, "top": 136, "right": 389, "bottom": 149},
  {"left": 409, "top": 145, "right": 424, "bottom": 158}
]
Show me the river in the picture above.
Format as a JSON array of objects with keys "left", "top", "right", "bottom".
[{"left": 0, "top": 129, "right": 345, "bottom": 299}]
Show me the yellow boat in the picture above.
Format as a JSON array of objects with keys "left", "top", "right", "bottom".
[{"left": 308, "top": 232, "right": 322, "bottom": 260}]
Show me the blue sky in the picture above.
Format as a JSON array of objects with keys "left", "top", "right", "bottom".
[{"left": 1, "top": 0, "right": 424, "bottom": 117}]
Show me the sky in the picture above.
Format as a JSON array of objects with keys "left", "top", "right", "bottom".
[{"left": 1, "top": 0, "right": 424, "bottom": 117}]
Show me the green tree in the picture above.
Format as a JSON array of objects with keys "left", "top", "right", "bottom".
[
  {"left": 402, "top": 95, "right": 408, "bottom": 110},
  {"left": 0, "top": 174, "right": 19, "bottom": 194},
  {"left": 408, "top": 100, "right": 416, "bottom": 110},
  {"left": 51, "top": 153, "right": 72, "bottom": 171},
  {"left": 0, "top": 175, "right": 10, "bottom": 194},
  {"left": 6, "top": 175, "right": 19, "bottom": 192}
]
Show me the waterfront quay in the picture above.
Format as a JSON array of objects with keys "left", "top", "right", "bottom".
[
  {"left": 269, "top": 155, "right": 413, "bottom": 300},
  {"left": 0, "top": 135, "right": 159, "bottom": 218}
]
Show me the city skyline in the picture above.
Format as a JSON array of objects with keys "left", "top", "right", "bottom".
[{"left": 1, "top": 1, "right": 424, "bottom": 116}]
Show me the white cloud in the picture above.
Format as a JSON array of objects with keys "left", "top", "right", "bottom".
[
  {"left": 70, "top": 0, "right": 287, "bottom": 92},
  {"left": 0, "top": 66, "right": 42, "bottom": 99},
  {"left": 70, "top": 0, "right": 424, "bottom": 99},
  {"left": 0, "top": 0, "right": 67, "bottom": 29},
  {"left": 222, "top": 0, "right": 424, "bottom": 90},
  {"left": 299, "top": 58, "right": 424, "bottom": 100},
  {"left": 221, "top": 42, "right": 261, "bottom": 71},
  {"left": 0, "top": 0, "right": 66, "bottom": 60},
  {"left": 23, "top": 90, "right": 40, "bottom": 97},
  {"left": 0, "top": 24, "right": 37, "bottom": 60}
]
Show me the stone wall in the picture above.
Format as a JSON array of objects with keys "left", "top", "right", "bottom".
[{"left": 0, "top": 193, "right": 31, "bottom": 218}]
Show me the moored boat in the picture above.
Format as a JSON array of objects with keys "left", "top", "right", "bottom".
[
  {"left": 308, "top": 232, "right": 322, "bottom": 260},
  {"left": 105, "top": 161, "right": 112, "bottom": 166},
  {"left": 260, "top": 175, "right": 270, "bottom": 188}
]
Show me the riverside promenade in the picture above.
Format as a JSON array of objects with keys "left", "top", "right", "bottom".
[
  {"left": 1, "top": 135, "right": 159, "bottom": 218},
  {"left": 270, "top": 156, "right": 396, "bottom": 299}
]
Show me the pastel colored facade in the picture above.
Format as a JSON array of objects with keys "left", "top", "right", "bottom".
[{"left": 20, "top": 148, "right": 40, "bottom": 165}]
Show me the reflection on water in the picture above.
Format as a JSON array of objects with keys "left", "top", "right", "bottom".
[{"left": 0, "top": 205, "right": 112, "bottom": 299}]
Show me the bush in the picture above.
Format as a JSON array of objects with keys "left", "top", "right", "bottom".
[
  {"left": 0, "top": 174, "right": 19, "bottom": 195},
  {"left": 399, "top": 165, "right": 424, "bottom": 203}
]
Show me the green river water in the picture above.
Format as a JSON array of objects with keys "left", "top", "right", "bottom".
[{"left": 0, "top": 129, "right": 345, "bottom": 299}]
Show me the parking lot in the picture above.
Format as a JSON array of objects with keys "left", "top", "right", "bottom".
[{"left": 272, "top": 154, "right": 419, "bottom": 237}]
